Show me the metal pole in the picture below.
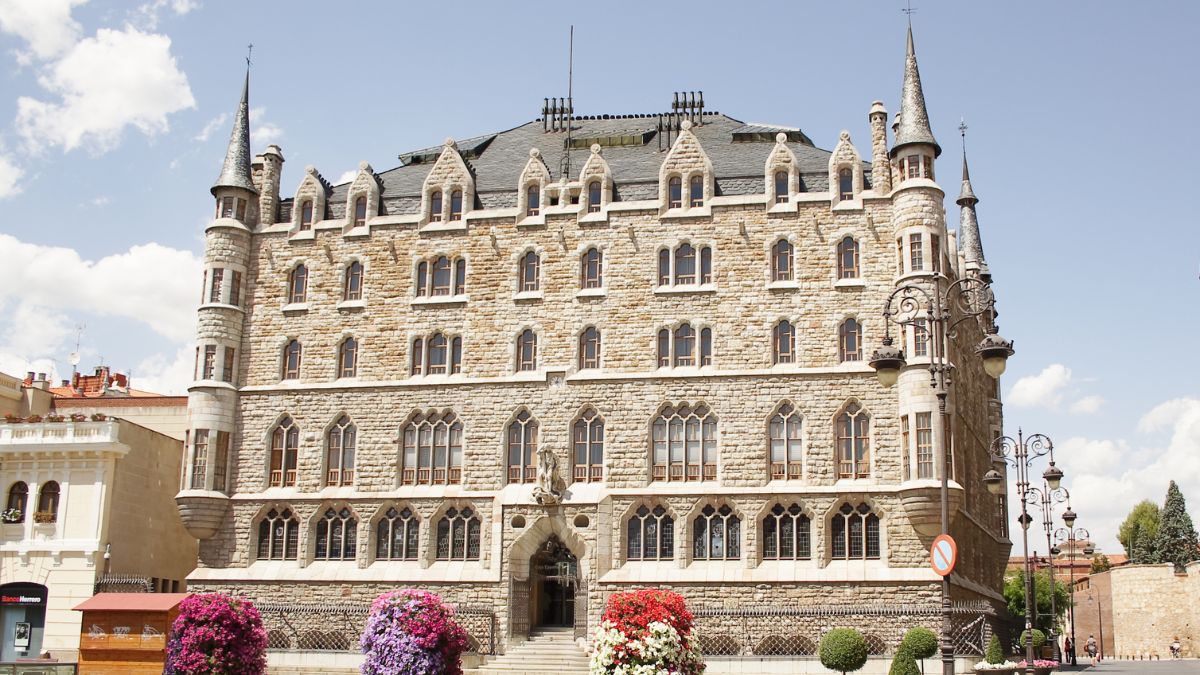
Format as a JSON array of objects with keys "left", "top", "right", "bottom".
[
  {"left": 1043, "top": 498, "right": 1058, "bottom": 662},
  {"left": 933, "top": 281, "right": 953, "bottom": 675},
  {"left": 1067, "top": 534, "right": 1077, "bottom": 666},
  {"left": 1018, "top": 434, "right": 1035, "bottom": 675},
  {"left": 1097, "top": 594, "right": 1104, "bottom": 661}
]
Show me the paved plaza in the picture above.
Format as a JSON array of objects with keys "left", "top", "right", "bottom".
[{"left": 1073, "top": 661, "right": 1200, "bottom": 675}]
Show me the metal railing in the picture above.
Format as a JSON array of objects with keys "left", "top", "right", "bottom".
[
  {"left": 692, "top": 602, "right": 1017, "bottom": 658},
  {"left": 257, "top": 601, "right": 496, "bottom": 655},
  {"left": 0, "top": 665, "right": 77, "bottom": 675}
]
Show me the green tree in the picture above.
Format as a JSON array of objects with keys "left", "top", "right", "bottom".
[
  {"left": 1003, "top": 569, "right": 1070, "bottom": 634},
  {"left": 820, "top": 628, "right": 869, "bottom": 675},
  {"left": 1153, "top": 481, "right": 1200, "bottom": 571},
  {"left": 888, "top": 650, "right": 921, "bottom": 675},
  {"left": 1089, "top": 553, "right": 1112, "bottom": 574},
  {"left": 1118, "top": 500, "right": 1160, "bottom": 562},
  {"left": 985, "top": 634, "right": 1006, "bottom": 665}
]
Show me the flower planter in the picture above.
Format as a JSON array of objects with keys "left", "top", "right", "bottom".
[
  {"left": 973, "top": 669, "right": 1016, "bottom": 675},
  {"left": 33, "top": 512, "right": 56, "bottom": 524}
]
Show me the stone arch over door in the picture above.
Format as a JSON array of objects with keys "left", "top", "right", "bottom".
[
  {"left": 507, "top": 514, "right": 589, "bottom": 582},
  {"left": 506, "top": 515, "right": 590, "bottom": 642}
]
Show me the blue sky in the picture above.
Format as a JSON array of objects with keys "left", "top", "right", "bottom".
[{"left": 0, "top": 0, "right": 1196, "bottom": 552}]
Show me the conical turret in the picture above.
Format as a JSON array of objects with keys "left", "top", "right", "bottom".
[
  {"left": 211, "top": 69, "right": 257, "bottom": 195},
  {"left": 891, "top": 26, "right": 940, "bottom": 158},
  {"left": 957, "top": 149, "right": 989, "bottom": 280}
]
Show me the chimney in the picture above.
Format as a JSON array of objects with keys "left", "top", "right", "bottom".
[{"left": 31, "top": 373, "right": 49, "bottom": 391}]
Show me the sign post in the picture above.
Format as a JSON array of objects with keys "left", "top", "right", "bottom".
[{"left": 930, "top": 534, "right": 957, "bottom": 577}]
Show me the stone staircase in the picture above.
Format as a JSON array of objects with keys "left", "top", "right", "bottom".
[{"left": 470, "top": 627, "right": 590, "bottom": 675}]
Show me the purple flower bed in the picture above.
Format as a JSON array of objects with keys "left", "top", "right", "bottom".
[
  {"left": 360, "top": 589, "right": 469, "bottom": 675},
  {"left": 164, "top": 594, "right": 267, "bottom": 675}
]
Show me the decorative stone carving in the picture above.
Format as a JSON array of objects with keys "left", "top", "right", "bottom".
[{"left": 532, "top": 443, "right": 566, "bottom": 505}]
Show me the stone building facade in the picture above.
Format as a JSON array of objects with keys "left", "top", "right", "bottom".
[
  {"left": 176, "top": 26, "right": 1011, "bottom": 654},
  {"left": 1073, "top": 563, "right": 1200, "bottom": 659}
]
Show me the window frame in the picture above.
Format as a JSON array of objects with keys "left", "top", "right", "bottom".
[
  {"left": 269, "top": 417, "right": 300, "bottom": 487},
  {"left": 436, "top": 506, "right": 481, "bottom": 561},
  {"left": 572, "top": 408, "right": 604, "bottom": 483},
  {"left": 257, "top": 508, "right": 299, "bottom": 561},
  {"left": 578, "top": 326, "right": 601, "bottom": 370},
  {"left": 839, "top": 318, "right": 863, "bottom": 363},
  {"left": 692, "top": 504, "right": 740, "bottom": 561},
  {"left": 376, "top": 506, "right": 420, "bottom": 561},
  {"left": 506, "top": 410, "right": 539, "bottom": 484},
  {"left": 338, "top": 337, "right": 358, "bottom": 378},
  {"left": 774, "top": 170, "right": 788, "bottom": 204},
  {"left": 343, "top": 261, "right": 364, "bottom": 301},
  {"left": 399, "top": 410, "right": 463, "bottom": 485},
  {"left": 762, "top": 503, "right": 811, "bottom": 561},
  {"left": 314, "top": 507, "right": 358, "bottom": 561},
  {"left": 771, "top": 239, "right": 793, "bottom": 282},
  {"left": 353, "top": 196, "right": 367, "bottom": 227},
  {"left": 282, "top": 340, "right": 302, "bottom": 380},
  {"left": 516, "top": 329, "right": 538, "bottom": 372},
  {"left": 581, "top": 247, "right": 603, "bottom": 289},
  {"left": 326, "top": 416, "right": 356, "bottom": 487},
  {"left": 773, "top": 320, "right": 795, "bottom": 365},
  {"left": 288, "top": 265, "right": 308, "bottom": 304},
  {"left": 651, "top": 404, "right": 718, "bottom": 482},
  {"left": 626, "top": 504, "right": 674, "bottom": 561},
  {"left": 768, "top": 402, "right": 803, "bottom": 480},
  {"left": 836, "top": 403, "right": 871, "bottom": 479},
  {"left": 837, "top": 236, "right": 860, "bottom": 280},
  {"left": 830, "top": 502, "right": 881, "bottom": 560}
]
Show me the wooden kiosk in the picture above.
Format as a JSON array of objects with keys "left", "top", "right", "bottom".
[{"left": 73, "top": 593, "right": 188, "bottom": 675}]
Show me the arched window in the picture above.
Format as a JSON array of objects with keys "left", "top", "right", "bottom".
[
  {"left": 762, "top": 503, "right": 810, "bottom": 560},
  {"left": 675, "top": 244, "right": 696, "bottom": 284},
  {"left": 627, "top": 505, "right": 674, "bottom": 560},
  {"left": 36, "top": 481, "right": 60, "bottom": 522},
  {"left": 656, "top": 329, "right": 670, "bottom": 368},
  {"left": 431, "top": 256, "right": 453, "bottom": 296},
  {"left": 300, "top": 200, "right": 314, "bottom": 230},
  {"left": 837, "top": 236, "right": 859, "bottom": 280},
  {"left": 5, "top": 482, "right": 28, "bottom": 522},
  {"left": 774, "top": 170, "right": 789, "bottom": 204},
  {"left": 581, "top": 248, "right": 603, "bottom": 289},
  {"left": 410, "top": 337, "right": 424, "bottom": 375},
  {"left": 429, "top": 191, "right": 443, "bottom": 222},
  {"left": 411, "top": 333, "right": 462, "bottom": 376},
  {"left": 830, "top": 502, "right": 881, "bottom": 560},
  {"left": 838, "top": 167, "right": 854, "bottom": 201},
  {"left": 657, "top": 323, "right": 711, "bottom": 368},
  {"left": 769, "top": 402, "right": 803, "bottom": 480},
  {"left": 839, "top": 319, "right": 862, "bottom": 362},
  {"left": 343, "top": 261, "right": 363, "bottom": 301},
  {"left": 689, "top": 175, "right": 704, "bottom": 207},
  {"left": 659, "top": 244, "right": 713, "bottom": 287},
  {"left": 516, "top": 329, "right": 537, "bottom": 371},
  {"left": 700, "top": 327, "right": 712, "bottom": 366},
  {"left": 573, "top": 408, "right": 604, "bottom": 483},
  {"left": 282, "top": 340, "right": 302, "bottom": 380},
  {"left": 353, "top": 195, "right": 367, "bottom": 227},
  {"left": 288, "top": 265, "right": 308, "bottom": 304},
  {"left": 506, "top": 410, "right": 538, "bottom": 484},
  {"left": 270, "top": 417, "right": 300, "bottom": 487},
  {"left": 257, "top": 508, "right": 299, "bottom": 560},
  {"left": 673, "top": 324, "right": 695, "bottom": 367},
  {"left": 451, "top": 336, "right": 462, "bottom": 374},
  {"left": 326, "top": 416, "right": 356, "bottom": 486},
  {"left": 453, "top": 259, "right": 466, "bottom": 294},
  {"left": 519, "top": 251, "right": 540, "bottom": 292},
  {"left": 436, "top": 506, "right": 481, "bottom": 560},
  {"left": 652, "top": 404, "right": 717, "bottom": 482},
  {"left": 415, "top": 257, "right": 464, "bottom": 297},
  {"left": 773, "top": 320, "right": 795, "bottom": 365},
  {"left": 772, "top": 239, "right": 793, "bottom": 282},
  {"left": 400, "top": 410, "right": 463, "bottom": 485},
  {"left": 314, "top": 507, "right": 357, "bottom": 560},
  {"left": 909, "top": 232, "right": 924, "bottom": 272},
  {"left": 449, "top": 190, "right": 463, "bottom": 221},
  {"left": 337, "top": 337, "right": 358, "bottom": 379},
  {"left": 376, "top": 506, "right": 419, "bottom": 560},
  {"left": 579, "top": 327, "right": 601, "bottom": 370},
  {"left": 526, "top": 185, "right": 540, "bottom": 216},
  {"left": 415, "top": 261, "right": 429, "bottom": 297},
  {"left": 836, "top": 403, "right": 871, "bottom": 479},
  {"left": 657, "top": 249, "right": 670, "bottom": 286},
  {"left": 428, "top": 332, "right": 449, "bottom": 375},
  {"left": 587, "top": 181, "right": 602, "bottom": 213},
  {"left": 693, "top": 504, "right": 739, "bottom": 560},
  {"left": 668, "top": 176, "right": 682, "bottom": 208},
  {"left": 700, "top": 246, "right": 713, "bottom": 284}
]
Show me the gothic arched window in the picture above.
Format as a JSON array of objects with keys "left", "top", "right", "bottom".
[
  {"left": 300, "top": 200, "right": 314, "bottom": 230},
  {"left": 769, "top": 402, "right": 803, "bottom": 480},
  {"left": 436, "top": 506, "right": 480, "bottom": 560},
  {"left": 692, "top": 504, "right": 739, "bottom": 560},
  {"left": 429, "top": 191, "right": 443, "bottom": 222},
  {"left": 282, "top": 340, "right": 302, "bottom": 380},
  {"left": 526, "top": 185, "right": 540, "bottom": 217},
  {"left": 337, "top": 337, "right": 358, "bottom": 379},
  {"left": 269, "top": 416, "right": 300, "bottom": 487},
  {"left": 587, "top": 180, "right": 602, "bottom": 213},
  {"left": 774, "top": 170, "right": 788, "bottom": 204},
  {"left": 830, "top": 502, "right": 881, "bottom": 560},
  {"left": 449, "top": 190, "right": 463, "bottom": 221},
  {"left": 399, "top": 410, "right": 462, "bottom": 485},
  {"left": 506, "top": 410, "right": 538, "bottom": 484},
  {"left": 651, "top": 404, "right": 717, "bottom": 482},
  {"left": 773, "top": 320, "right": 795, "bottom": 365},
  {"left": 836, "top": 403, "right": 871, "bottom": 479},
  {"left": 573, "top": 408, "right": 604, "bottom": 483},
  {"left": 376, "top": 506, "right": 419, "bottom": 560},
  {"left": 353, "top": 195, "right": 367, "bottom": 227},
  {"left": 288, "top": 265, "right": 307, "bottom": 304},
  {"left": 762, "top": 503, "right": 810, "bottom": 560},
  {"left": 839, "top": 319, "right": 862, "bottom": 362},
  {"left": 519, "top": 251, "right": 540, "bottom": 292},
  {"left": 581, "top": 248, "right": 603, "bottom": 289},
  {"left": 343, "top": 261, "right": 363, "bottom": 301},
  {"left": 257, "top": 508, "right": 299, "bottom": 561},
  {"left": 326, "top": 416, "right": 356, "bottom": 486},
  {"left": 516, "top": 329, "right": 538, "bottom": 371},
  {"left": 837, "top": 236, "right": 860, "bottom": 280},
  {"left": 772, "top": 239, "right": 793, "bottom": 282},
  {"left": 579, "top": 327, "right": 601, "bottom": 370},
  {"left": 838, "top": 167, "right": 853, "bottom": 201},
  {"left": 314, "top": 507, "right": 357, "bottom": 561},
  {"left": 689, "top": 175, "right": 704, "bottom": 207},
  {"left": 668, "top": 176, "right": 682, "bottom": 208},
  {"left": 626, "top": 505, "right": 674, "bottom": 561}
]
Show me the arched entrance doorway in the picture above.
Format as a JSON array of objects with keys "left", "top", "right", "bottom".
[{"left": 529, "top": 536, "right": 577, "bottom": 629}]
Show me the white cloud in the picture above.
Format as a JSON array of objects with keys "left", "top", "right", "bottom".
[
  {"left": 0, "top": 0, "right": 87, "bottom": 64},
  {"left": 1058, "top": 398, "right": 1200, "bottom": 553},
  {"left": 0, "top": 153, "right": 23, "bottom": 198},
  {"left": 132, "top": 0, "right": 199, "bottom": 29},
  {"left": 0, "top": 234, "right": 201, "bottom": 342},
  {"left": 335, "top": 170, "right": 357, "bottom": 185},
  {"left": 131, "top": 343, "right": 194, "bottom": 395},
  {"left": 1007, "top": 363, "right": 1103, "bottom": 414},
  {"left": 15, "top": 27, "right": 195, "bottom": 154},
  {"left": 248, "top": 106, "right": 282, "bottom": 148},
  {"left": 194, "top": 112, "right": 227, "bottom": 142}
]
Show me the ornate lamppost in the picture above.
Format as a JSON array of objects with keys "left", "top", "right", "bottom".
[
  {"left": 984, "top": 431, "right": 1063, "bottom": 675},
  {"left": 1054, "top": 517, "right": 1093, "bottom": 666},
  {"left": 1028, "top": 482, "right": 1070, "bottom": 661},
  {"left": 867, "top": 272, "right": 1013, "bottom": 675}
]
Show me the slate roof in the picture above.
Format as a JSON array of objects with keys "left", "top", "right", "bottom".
[{"left": 298, "top": 113, "right": 854, "bottom": 217}]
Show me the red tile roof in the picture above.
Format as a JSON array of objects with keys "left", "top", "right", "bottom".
[{"left": 73, "top": 593, "right": 189, "bottom": 612}]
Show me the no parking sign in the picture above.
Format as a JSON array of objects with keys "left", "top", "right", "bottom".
[{"left": 930, "top": 534, "right": 957, "bottom": 577}]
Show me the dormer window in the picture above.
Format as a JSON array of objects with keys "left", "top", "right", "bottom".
[
  {"left": 902, "top": 154, "right": 933, "bottom": 181},
  {"left": 587, "top": 181, "right": 601, "bottom": 213},
  {"left": 450, "top": 190, "right": 463, "bottom": 221},
  {"left": 839, "top": 168, "right": 853, "bottom": 201},
  {"left": 430, "top": 191, "right": 443, "bottom": 222},
  {"left": 300, "top": 200, "right": 314, "bottom": 230},
  {"left": 526, "top": 185, "right": 540, "bottom": 217},
  {"left": 689, "top": 175, "right": 704, "bottom": 207},
  {"left": 354, "top": 196, "right": 367, "bottom": 227},
  {"left": 216, "top": 196, "right": 246, "bottom": 221},
  {"left": 668, "top": 177, "right": 682, "bottom": 208},
  {"left": 774, "top": 171, "right": 788, "bottom": 204}
]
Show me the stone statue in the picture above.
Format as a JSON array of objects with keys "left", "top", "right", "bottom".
[{"left": 532, "top": 444, "right": 565, "bottom": 505}]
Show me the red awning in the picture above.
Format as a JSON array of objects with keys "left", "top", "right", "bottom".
[{"left": 73, "top": 593, "right": 189, "bottom": 612}]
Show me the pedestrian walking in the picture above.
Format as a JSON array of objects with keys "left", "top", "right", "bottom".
[{"left": 1086, "top": 634, "right": 1099, "bottom": 666}]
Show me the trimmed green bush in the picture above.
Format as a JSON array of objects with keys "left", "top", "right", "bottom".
[
  {"left": 901, "top": 627, "right": 939, "bottom": 660},
  {"left": 986, "top": 634, "right": 1005, "bottom": 665},
  {"left": 888, "top": 650, "right": 921, "bottom": 675},
  {"left": 1019, "top": 629, "right": 1046, "bottom": 649},
  {"left": 820, "top": 628, "right": 870, "bottom": 675}
]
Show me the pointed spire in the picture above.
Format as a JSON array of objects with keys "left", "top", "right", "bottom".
[
  {"left": 891, "top": 25, "right": 941, "bottom": 158},
  {"left": 211, "top": 68, "right": 257, "bottom": 196},
  {"left": 956, "top": 137, "right": 988, "bottom": 280}
]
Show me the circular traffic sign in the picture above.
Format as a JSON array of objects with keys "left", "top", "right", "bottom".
[{"left": 930, "top": 534, "right": 957, "bottom": 577}]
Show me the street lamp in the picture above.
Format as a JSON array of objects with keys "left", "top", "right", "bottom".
[
  {"left": 987, "top": 430, "right": 1060, "bottom": 675},
  {"left": 867, "top": 272, "right": 1012, "bottom": 675},
  {"left": 1055, "top": 523, "right": 1092, "bottom": 666},
  {"left": 1027, "top": 483, "right": 1070, "bottom": 661}
]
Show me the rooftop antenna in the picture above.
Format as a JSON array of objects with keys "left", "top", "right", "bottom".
[
  {"left": 959, "top": 117, "right": 968, "bottom": 149},
  {"left": 246, "top": 43, "right": 253, "bottom": 68},
  {"left": 902, "top": 0, "right": 917, "bottom": 25},
  {"left": 560, "top": 25, "right": 575, "bottom": 179},
  {"left": 69, "top": 323, "right": 84, "bottom": 378}
]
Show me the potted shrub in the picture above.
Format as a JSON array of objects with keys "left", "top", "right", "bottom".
[
  {"left": 45, "top": 414, "right": 65, "bottom": 423},
  {"left": 901, "top": 627, "right": 938, "bottom": 671},
  {"left": 90, "top": 413, "right": 107, "bottom": 421},
  {"left": 164, "top": 593, "right": 267, "bottom": 675},
  {"left": 820, "top": 628, "right": 869, "bottom": 675},
  {"left": 589, "top": 589, "right": 704, "bottom": 675},
  {"left": 3, "top": 414, "right": 19, "bottom": 423},
  {"left": 69, "top": 413, "right": 87, "bottom": 422},
  {"left": 890, "top": 649, "right": 921, "bottom": 675},
  {"left": 33, "top": 511, "right": 56, "bottom": 524},
  {"left": 26, "top": 414, "right": 41, "bottom": 423},
  {"left": 360, "top": 589, "right": 469, "bottom": 675},
  {"left": 1, "top": 508, "right": 22, "bottom": 524},
  {"left": 974, "top": 635, "right": 1019, "bottom": 674},
  {"left": 1016, "top": 659, "right": 1059, "bottom": 675}
]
